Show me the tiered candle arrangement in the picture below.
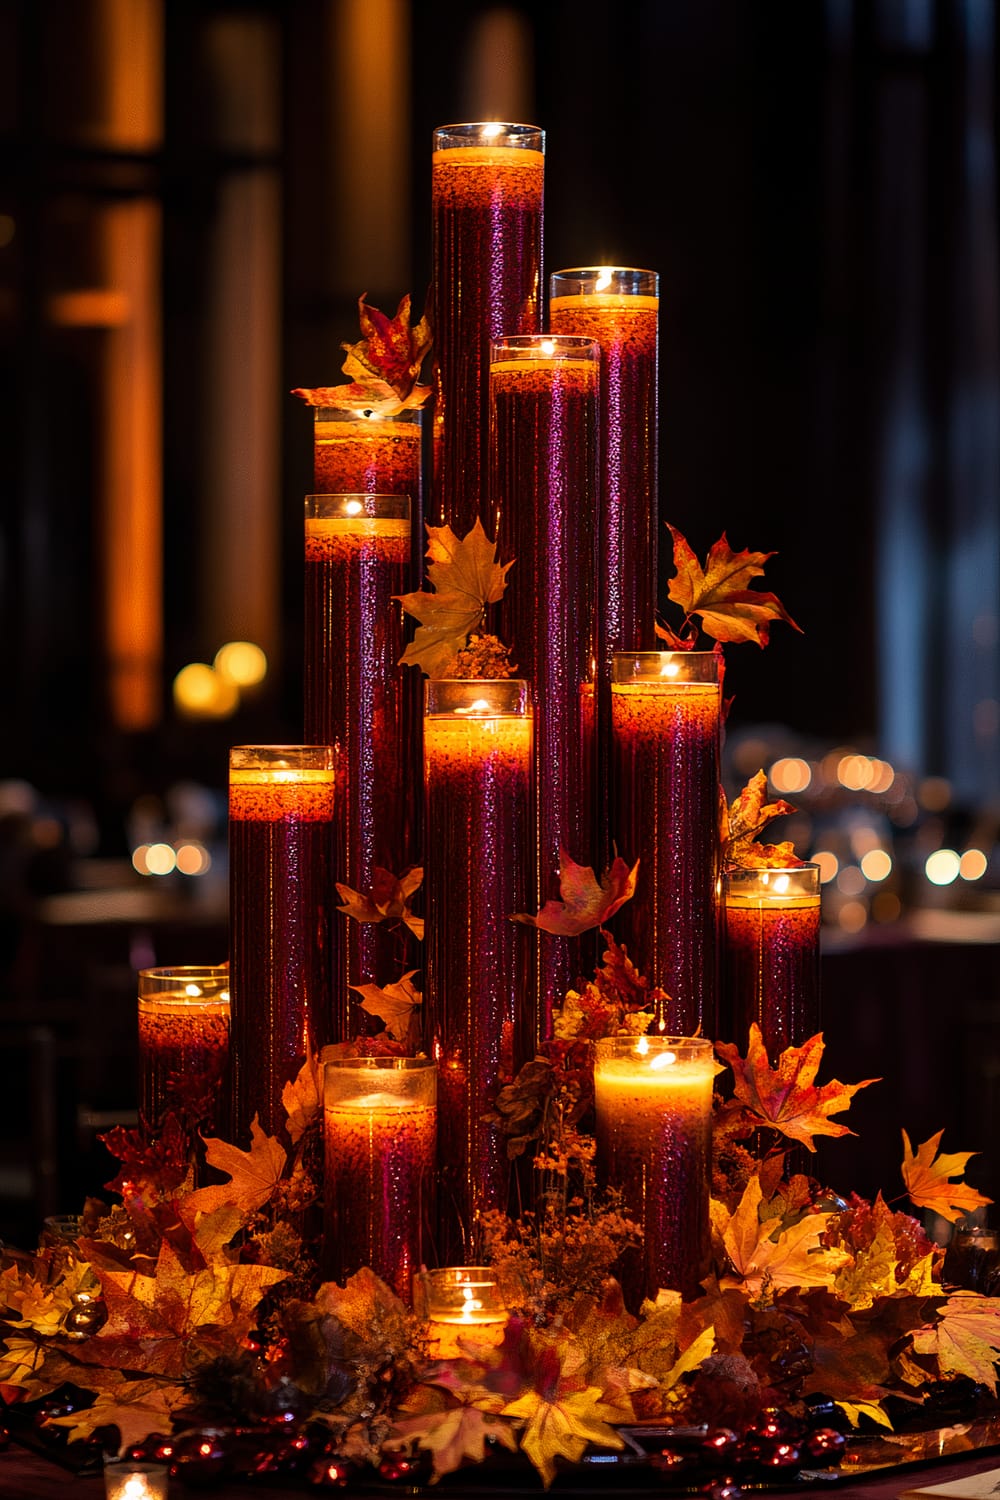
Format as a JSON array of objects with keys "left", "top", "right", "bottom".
[{"left": 7, "top": 115, "right": 999, "bottom": 1499}]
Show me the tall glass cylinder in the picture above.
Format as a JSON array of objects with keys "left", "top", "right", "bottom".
[
  {"left": 229, "top": 745, "right": 337, "bottom": 1144},
  {"left": 550, "top": 268, "right": 659, "bottom": 863},
  {"left": 490, "top": 334, "right": 600, "bottom": 1036},
  {"left": 423, "top": 679, "right": 533, "bottom": 1262},
  {"left": 723, "top": 864, "right": 821, "bottom": 1057},
  {"left": 304, "top": 495, "right": 414, "bottom": 1026},
  {"left": 594, "top": 1035, "right": 715, "bottom": 1307},
  {"left": 310, "top": 407, "right": 423, "bottom": 578},
  {"left": 323, "top": 1056, "right": 437, "bottom": 1301},
  {"left": 137, "top": 965, "right": 230, "bottom": 1133},
  {"left": 611, "top": 652, "right": 722, "bottom": 1036},
  {"left": 431, "top": 122, "right": 544, "bottom": 536}
]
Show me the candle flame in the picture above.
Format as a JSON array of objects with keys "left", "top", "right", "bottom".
[
  {"left": 460, "top": 1285, "right": 484, "bottom": 1321},
  {"left": 636, "top": 1035, "right": 649, "bottom": 1055},
  {"left": 481, "top": 122, "right": 504, "bottom": 139},
  {"left": 594, "top": 267, "right": 613, "bottom": 291},
  {"left": 773, "top": 874, "right": 790, "bottom": 894},
  {"left": 659, "top": 659, "right": 681, "bottom": 678},
  {"left": 344, "top": 499, "right": 364, "bottom": 516},
  {"left": 184, "top": 983, "right": 202, "bottom": 997},
  {"left": 541, "top": 338, "right": 556, "bottom": 356},
  {"left": 649, "top": 1050, "right": 677, "bottom": 1070}
]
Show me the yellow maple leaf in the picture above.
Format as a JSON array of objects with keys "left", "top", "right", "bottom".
[
  {"left": 185, "top": 1114, "right": 286, "bottom": 1220},
  {"left": 353, "top": 970, "right": 422, "bottom": 1041},
  {"left": 911, "top": 1294, "right": 1000, "bottom": 1393},
  {"left": 47, "top": 1376, "right": 180, "bottom": 1453},
  {"left": 390, "top": 1405, "right": 518, "bottom": 1481},
  {"left": 396, "top": 520, "right": 514, "bottom": 677},
  {"left": 837, "top": 1399, "right": 894, "bottom": 1431},
  {"left": 722, "top": 1175, "right": 848, "bottom": 1295},
  {"left": 503, "top": 1384, "right": 624, "bottom": 1489},
  {"left": 282, "top": 1041, "right": 323, "bottom": 1146},
  {"left": 901, "top": 1129, "right": 993, "bottom": 1223}
]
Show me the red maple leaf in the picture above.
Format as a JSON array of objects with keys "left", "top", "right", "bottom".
[{"left": 655, "top": 524, "right": 802, "bottom": 649}]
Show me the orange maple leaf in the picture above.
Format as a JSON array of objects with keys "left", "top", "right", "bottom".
[
  {"left": 184, "top": 1115, "right": 286, "bottom": 1220},
  {"left": 722, "top": 769, "right": 803, "bottom": 870},
  {"left": 396, "top": 520, "right": 514, "bottom": 677},
  {"left": 912, "top": 1294, "right": 1000, "bottom": 1392},
  {"left": 512, "top": 851, "right": 639, "bottom": 937},
  {"left": 715, "top": 1024, "right": 880, "bottom": 1151},
  {"left": 336, "top": 865, "right": 424, "bottom": 940},
  {"left": 901, "top": 1129, "right": 993, "bottom": 1224},
  {"left": 655, "top": 524, "right": 802, "bottom": 649},
  {"left": 721, "top": 1174, "right": 848, "bottom": 1294},
  {"left": 352, "top": 970, "right": 422, "bottom": 1042}
]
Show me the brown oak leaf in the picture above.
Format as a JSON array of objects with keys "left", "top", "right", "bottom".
[
  {"left": 396, "top": 521, "right": 514, "bottom": 677},
  {"left": 501, "top": 1343, "right": 625, "bottom": 1489},
  {"left": 655, "top": 524, "right": 802, "bottom": 649},
  {"left": 901, "top": 1129, "right": 994, "bottom": 1224},
  {"left": 281, "top": 1041, "right": 324, "bottom": 1147},
  {"left": 722, "top": 769, "right": 803, "bottom": 870},
  {"left": 715, "top": 1025, "right": 880, "bottom": 1152},
  {"left": 512, "top": 851, "right": 639, "bottom": 937},
  {"left": 352, "top": 971, "right": 422, "bottom": 1042},
  {"left": 336, "top": 865, "right": 423, "bottom": 940}
]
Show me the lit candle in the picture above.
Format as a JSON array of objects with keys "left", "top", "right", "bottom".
[
  {"left": 137, "top": 964, "right": 230, "bottom": 1132},
  {"left": 229, "top": 746, "right": 337, "bottom": 1144},
  {"left": 103, "top": 1461, "right": 169, "bottom": 1500},
  {"left": 309, "top": 405, "right": 424, "bottom": 574},
  {"left": 611, "top": 651, "right": 722, "bottom": 1035},
  {"left": 490, "top": 334, "right": 600, "bottom": 1035},
  {"left": 415, "top": 1265, "right": 508, "bottom": 1357},
  {"left": 594, "top": 1035, "right": 715, "bottom": 1307},
  {"left": 723, "top": 863, "right": 821, "bottom": 1058},
  {"left": 432, "top": 122, "right": 544, "bottom": 535},
  {"left": 423, "top": 679, "right": 534, "bottom": 1262},
  {"left": 322, "top": 1058, "right": 437, "bottom": 1301},
  {"left": 304, "top": 495, "right": 415, "bottom": 1032},
  {"left": 550, "top": 268, "right": 659, "bottom": 867}
]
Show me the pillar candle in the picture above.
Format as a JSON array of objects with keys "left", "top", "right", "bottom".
[
  {"left": 137, "top": 964, "right": 230, "bottom": 1133},
  {"left": 723, "top": 863, "right": 821, "bottom": 1058}
]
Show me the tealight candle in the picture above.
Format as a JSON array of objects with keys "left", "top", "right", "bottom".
[
  {"left": 103, "top": 1460, "right": 170, "bottom": 1500},
  {"left": 594, "top": 1035, "right": 715, "bottom": 1307},
  {"left": 723, "top": 863, "right": 821, "bottom": 1058},
  {"left": 322, "top": 1057, "right": 437, "bottom": 1301},
  {"left": 415, "top": 1265, "right": 508, "bottom": 1358}
]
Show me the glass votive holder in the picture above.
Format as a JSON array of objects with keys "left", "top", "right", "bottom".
[
  {"left": 414, "top": 1265, "right": 508, "bottom": 1357},
  {"left": 137, "top": 964, "right": 230, "bottom": 1131},
  {"left": 322, "top": 1057, "right": 437, "bottom": 1300},
  {"left": 104, "top": 1458, "right": 170, "bottom": 1499}
]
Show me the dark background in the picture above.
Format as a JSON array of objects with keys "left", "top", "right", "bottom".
[{"left": 0, "top": 0, "right": 997, "bottom": 1244}]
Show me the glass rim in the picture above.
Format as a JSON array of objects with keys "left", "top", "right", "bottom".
[
  {"left": 433, "top": 120, "right": 544, "bottom": 146},
  {"left": 229, "top": 745, "right": 337, "bottom": 769},
  {"left": 491, "top": 333, "right": 598, "bottom": 357},
  {"left": 304, "top": 493, "right": 411, "bottom": 519},
  {"left": 424, "top": 678, "right": 531, "bottom": 716},
  {"left": 323, "top": 1055, "right": 437, "bottom": 1073},
  {"left": 138, "top": 964, "right": 229, "bottom": 981},
  {"left": 551, "top": 264, "right": 658, "bottom": 278},
  {"left": 724, "top": 862, "right": 821, "bottom": 891},
  {"left": 594, "top": 1035, "right": 716, "bottom": 1059},
  {"left": 312, "top": 405, "right": 422, "bottom": 421},
  {"left": 612, "top": 650, "right": 722, "bottom": 685}
]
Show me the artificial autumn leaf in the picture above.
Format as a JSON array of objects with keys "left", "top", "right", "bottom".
[
  {"left": 722, "top": 770, "right": 803, "bottom": 870},
  {"left": 396, "top": 520, "right": 514, "bottom": 677},
  {"left": 512, "top": 852, "right": 639, "bottom": 937},
  {"left": 827, "top": 1194, "right": 938, "bottom": 1311},
  {"left": 183, "top": 1115, "right": 287, "bottom": 1221},
  {"left": 837, "top": 1399, "right": 894, "bottom": 1431},
  {"left": 503, "top": 1379, "right": 625, "bottom": 1488},
  {"left": 47, "top": 1376, "right": 180, "bottom": 1453},
  {"left": 911, "top": 1294, "right": 1000, "bottom": 1393},
  {"left": 336, "top": 866, "right": 424, "bottom": 940},
  {"left": 281, "top": 1041, "right": 323, "bottom": 1147},
  {"left": 0, "top": 1336, "right": 74, "bottom": 1402},
  {"left": 715, "top": 1024, "right": 880, "bottom": 1152},
  {"left": 353, "top": 971, "right": 422, "bottom": 1041},
  {"left": 100, "top": 1113, "right": 191, "bottom": 1202},
  {"left": 901, "top": 1129, "right": 993, "bottom": 1224},
  {"left": 0, "top": 1258, "right": 96, "bottom": 1336},
  {"left": 721, "top": 1175, "right": 848, "bottom": 1295},
  {"left": 291, "top": 292, "right": 432, "bottom": 414},
  {"left": 390, "top": 1405, "right": 518, "bottom": 1482},
  {"left": 655, "top": 524, "right": 802, "bottom": 649}
]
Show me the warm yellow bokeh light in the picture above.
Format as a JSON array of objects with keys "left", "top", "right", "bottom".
[
  {"left": 919, "top": 776, "right": 952, "bottom": 812},
  {"left": 214, "top": 640, "right": 267, "bottom": 688},
  {"left": 867, "top": 759, "right": 896, "bottom": 794},
  {"left": 770, "top": 757, "right": 812, "bottom": 794},
  {"left": 814, "top": 850, "right": 839, "bottom": 883},
  {"left": 131, "top": 844, "right": 150, "bottom": 875},
  {"left": 925, "top": 849, "right": 961, "bottom": 886},
  {"left": 860, "top": 849, "right": 892, "bottom": 882},
  {"left": 838, "top": 753, "right": 875, "bottom": 791},
  {"left": 959, "top": 849, "right": 988, "bottom": 881},
  {"left": 838, "top": 900, "right": 868, "bottom": 933},
  {"left": 173, "top": 663, "right": 239, "bottom": 719},
  {"left": 175, "top": 841, "right": 212, "bottom": 876},
  {"left": 145, "top": 842, "right": 177, "bottom": 876}
]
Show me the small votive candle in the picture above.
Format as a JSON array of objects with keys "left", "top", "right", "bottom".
[
  {"left": 594, "top": 1035, "right": 715, "bottom": 1308},
  {"left": 137, "top": 965, "right": 230, "bottom": 1131},
  {"left": 104, "top": 1460, "right": 170, "bottom": 1500},
  {"left": 323, "top": 1057, "right": 437, "bottom": 1301},
  {"left": 415, "top": 1265, "right": 508, "bottom": 1357},
  {"left": 723, "top": 863, "right": 821, "bottom": 1059}
]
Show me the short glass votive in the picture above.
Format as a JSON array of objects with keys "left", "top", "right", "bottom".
[
  {"left": 416, "top": 1266, "right": 508, "bottom": 1325},
  {"left": 594, "top": 1035, "right": 715, "bottom": 1308},
  {"left": 103, "top": 1458, "right": 170, "bottom": 1499},
  {"left": 322, "top": 1057, "right": 437, "bottom": 1301},
  {"left": 723, "top": 862, "right": 821, "bottom": 1058},
  {"left": 137, "top": 965, "right": 230, "bottom": 1131}
]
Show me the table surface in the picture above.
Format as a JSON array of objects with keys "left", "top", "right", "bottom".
[{"left": 6, "top": 1439, "right": 1000, "bottom": 1500}]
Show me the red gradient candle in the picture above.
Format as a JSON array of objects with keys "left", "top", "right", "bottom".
[
  {"left": 423, "top": 679, "right": 534, "bottom": 1262},
  {"left": 490, "top": 334, "right": 599, "bottom": 1036},
  {"left": 304, "top": 495, "right": 414, "bottom": 1026},
  {"left": 611, "top": 652, "right": 722, "bottom": 1037},
  {"left": 229, "top": 746, "right": 337, "bottom": 1144},
  {"left": 431, "top": 122, "right": 544, "bottom": 536},
  {"left": 323, "top": 1056, "right": 436, "bottom": 1300},
  {"left": 137, "top": 965, "right": 230, "bottom": 1132},
  {"left": 723, "top": 864, "right": 821, "bottom": 1058},
  {"left": 594, "top": 1035, "right": 714, "bottom": 1306}
]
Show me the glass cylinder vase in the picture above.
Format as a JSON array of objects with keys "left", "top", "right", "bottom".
[
  {"left": 594, "top": 1035, "right": 715, "bottom": 1307},
  {"left": 137, "top": 965, "right": 230, "bottom": 1134},
  {"left": 611, "top": 651, "right": 722, "bottom": 1037},
  {"left": 304, "top": 494, "right": 415, "bottom": 1029},
  {"left": 722, "top": 863, "right": 821, "bottom": 1058},
  {"left": 310, "top": 406, "right": 423, "bottom": 580},
  {"left": 431, "top": 121, "right": 544, "bottom": 536},
  {"left": 322, "top": 1056, "right": 437, "bottom": 1301},
  {"left": 490, "top": 333, "right": 600, "bottom": 1038},
  {"left": 423, "top": 678, "right": 534, "bottom": 1262},
  {"left": 229, "top": 745, "right": 337, "bottom": 1144},
  {"left": 549, "top": 268, "right": 659, "bottom": 864}
]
